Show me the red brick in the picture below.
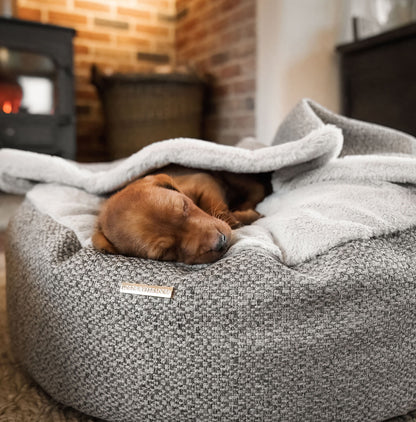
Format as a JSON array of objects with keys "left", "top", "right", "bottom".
[
  {"left": 74, "top": 43, "right": 89, "bottom": 55},
  {"left": 48, "top": 11, "right": 88, "bottom": 26},
  {"left": 18, "top": 7, "right": 41, "bottom": 22},
  {"left": 211, "top": 17, "right": 228, "bottom": 33},
  {"left": 213, "top": 84, "right": 229, "bottom": 97},
  {"left": 241, "top": 22, "right": 256, "bottom": 39},
  {"left": 231, "top": 114, "right": 255, "bottom": 129},
  {"left": 222, "top": 27, "right": 244, "bottom": 45},
  {"left": 116, "top": 35, "right": 151, "bottom": 48},
  {"left": 136, "top": 24, "right": 170, "bottom": 37},
  {"left": 77, "top": 30, "right": 111, "bottom": 43},
  {"left": 192, "top": 26, "right": 209, "bottom": 41},
  {"left": 221, "top": 0, "right": 242, "bottom": 13},
  {"left": 175, "top": 34, "right": 188, "bottom": 50},
  {"left": 238, "top": 57, "right": 256, "bottom": 76},
  {"left": 178, "top": 16, "right": 200, "bottom": 34},
  {"left": 231, "top": 41, "right": 256, "bottom": 59},
  {"left": 136, "top": 0, "right": 170, "bottom": 9},
  {"left": 74, "top": 0, "right": 110, "bottom": 13},
  {"left": 117, "top": 7, "right": 151, "bottom": 20},
  {"left": 27, "top": 0, "right": 66, "bottom": 5},
  {"left": 219, "top": 64, "right": 241, "bottom": 79},
  {"left": 194, "top": 57, "right": 210, "bottom": 72},
  {"left": 94, "top": 47, "right": 132, "bottom": 61},
  {"left": 75, "top": 74, "right": 91, "bottom": 87},
  {"left": 199, "top": 3, "right": 221, "bottom": 22},
  {"left": 232, "top": 79, "right": 255, "bottom": 94},
  {"left": 210, "top": 52, "right": 229, "bottom": 66},
  {"left": 175, "top": 0, "right": 256, "bottom": 142},
  {"left": 234, "top": 2, "right": 256, "bottom": 21},
  {"left": 176, "top": 0, "right": 189, "bottom": 10}
]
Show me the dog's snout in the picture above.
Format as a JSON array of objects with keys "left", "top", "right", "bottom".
[{"left": 214, "top": 232, "right": 228, "bottom": 252}]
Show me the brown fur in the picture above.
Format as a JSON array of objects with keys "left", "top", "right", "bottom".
[{"left": 92, "top": 165, "right": 271, "bottom": 264}]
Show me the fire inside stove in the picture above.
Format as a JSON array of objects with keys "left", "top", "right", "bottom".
[
  {"left": 0, "top": 47, "right": 55, "bottom": 115},
  {"left": 0, "top": 74, "right": 22, "bottom": 113}
]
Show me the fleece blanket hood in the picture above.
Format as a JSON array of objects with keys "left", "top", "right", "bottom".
[
  {"left": 1, "top": 99, "right": 416, "bottom": 266},
  {"left": 0, "top": 123, "right": 342, "bottom": 195}
]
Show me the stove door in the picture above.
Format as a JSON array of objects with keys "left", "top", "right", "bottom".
[{"left": 0, "top": 47, "right": 60, "bottom": 154}]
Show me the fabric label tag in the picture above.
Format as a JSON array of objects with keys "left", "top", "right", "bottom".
[{"left": 120, "top": 282, "right": 174, "bottom": 299}]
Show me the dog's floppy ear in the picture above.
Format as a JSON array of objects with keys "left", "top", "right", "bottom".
[
  {"left": 92, "top": 227, "right": 118, "bottom": 254},
  {"left": 152, "top": 173, "right": 181, "bottom": 193}
]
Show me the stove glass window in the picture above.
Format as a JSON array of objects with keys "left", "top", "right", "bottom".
[{"left": 0, "top": 47, "right": 56, "bottom": 115}]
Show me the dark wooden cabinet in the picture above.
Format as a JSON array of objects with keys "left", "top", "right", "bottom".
[{"left": 337, "top": 23, "right": 416, "bottom": 136}]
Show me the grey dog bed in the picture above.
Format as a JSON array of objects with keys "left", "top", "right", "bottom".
[{"left": 5, "top": 100, "right": 416, "bottom": 421}]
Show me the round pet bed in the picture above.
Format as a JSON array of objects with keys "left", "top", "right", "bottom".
[{"left": 6, "top": 198, "right": 416, "bottom": 422}]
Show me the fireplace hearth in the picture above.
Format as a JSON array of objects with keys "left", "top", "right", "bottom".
[{"left": 0, "top": 17, "right": 76, "bottom": 159}]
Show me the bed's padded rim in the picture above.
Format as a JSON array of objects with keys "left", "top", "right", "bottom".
[{"left": 6, "top": 200, "right": 416, "bottom": 422}]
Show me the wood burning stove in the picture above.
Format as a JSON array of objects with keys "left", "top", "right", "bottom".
[{"left": 0, "top": 17, "right": 76, "bottom": 159}]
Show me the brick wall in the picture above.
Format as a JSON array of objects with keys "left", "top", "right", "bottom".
[
  {"left": 175, "top": 0, "right": 256, "bottom": 145},
  {"left": 16, "top": 0, "right": 256, "bottom": 159},
  {"left": 17, "top": 0, "right": 176, "bottom": 161}
]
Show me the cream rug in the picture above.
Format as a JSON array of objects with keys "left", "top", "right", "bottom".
[
  {"left": 0, "top": 231, "right": 415, "bottom": 422},
  {"left": 0, "top": 194, "right": 24, "bottom": 231}
]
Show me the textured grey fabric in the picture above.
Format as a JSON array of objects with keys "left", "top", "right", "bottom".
[
  {"left": 6, "top": 200, "right": 416, "bottom": 422},
  {"left": 273, "top": 99, "right": 416, "bottom": 156}
]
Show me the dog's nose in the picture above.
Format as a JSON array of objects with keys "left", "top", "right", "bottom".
[{"left": 214, "top": 232, "right": 228, "bottom": 252}]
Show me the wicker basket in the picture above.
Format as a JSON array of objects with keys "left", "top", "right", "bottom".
[{"left": 92, "top": 66, "right": 205, "bottom": 159}]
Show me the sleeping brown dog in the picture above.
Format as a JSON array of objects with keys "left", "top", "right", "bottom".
[{"left": 92, "top": 165, "right": 271, "bottom": 264}]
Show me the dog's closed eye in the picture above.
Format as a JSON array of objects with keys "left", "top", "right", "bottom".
[
  {"left": 182, "top": 199, "right": 189, "bottom": 215},
  {"left": 158, "top": 182, "right": 179, "bottom": 192}
]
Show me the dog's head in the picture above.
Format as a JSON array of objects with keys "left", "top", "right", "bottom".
[{"left": 92, "top": 174, "right": 232, "bottom": 264}]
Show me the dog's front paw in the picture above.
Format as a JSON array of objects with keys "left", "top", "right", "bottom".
[{"left": 92, "top": 230, "right": 118, "bottom": 254}]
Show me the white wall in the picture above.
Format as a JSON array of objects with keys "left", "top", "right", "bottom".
[{"left": 256, "top": 0, "right": 352, "bottom": 144}]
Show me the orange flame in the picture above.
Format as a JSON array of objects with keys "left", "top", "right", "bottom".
[{"left": 2, "top": 101, "right": 12, "bottom": 114}]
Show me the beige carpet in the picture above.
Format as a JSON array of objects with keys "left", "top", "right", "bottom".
[{"left": 0, "top": 194, "right": 24, "bottom": 231}]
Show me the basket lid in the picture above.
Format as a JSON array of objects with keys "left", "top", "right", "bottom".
[{"left": 91, "top": 65, "right": 205, "bottom": 90}]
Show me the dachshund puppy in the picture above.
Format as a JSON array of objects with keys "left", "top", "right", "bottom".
[{"left": 92, "top": 165, "right": 271, "bottom": 264}]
